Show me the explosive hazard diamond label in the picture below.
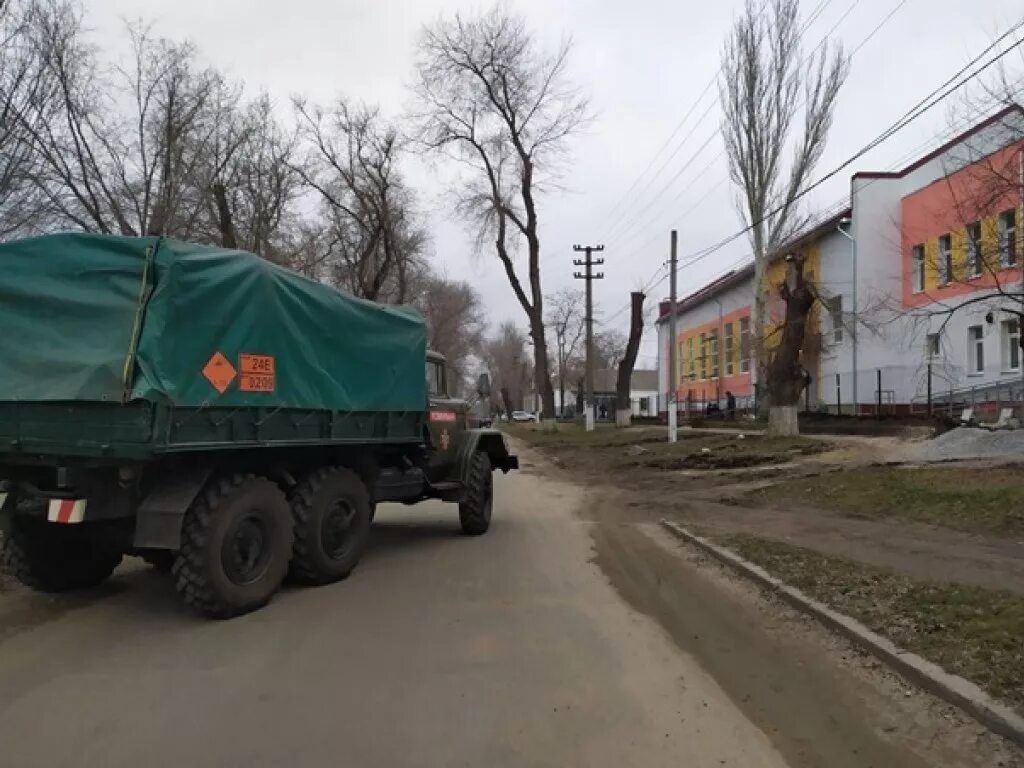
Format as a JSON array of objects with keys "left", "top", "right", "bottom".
[{"left": 202, "top": 351, "right": 237, "bottom": 394}]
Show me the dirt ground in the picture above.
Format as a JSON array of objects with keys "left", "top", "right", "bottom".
[
  {"left": 517, "top": 446, "right": 1024, "bottom": 767},
  {"left": 508, "top": 423, "right": 1024, "bottom": 596},
  {"left": 510, "top": 422, "right": 1024, "bottom": 726}
]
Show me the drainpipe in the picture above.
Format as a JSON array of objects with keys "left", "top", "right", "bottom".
[{"left": 837, "top": 217, "right": 858, "bottom": 414}]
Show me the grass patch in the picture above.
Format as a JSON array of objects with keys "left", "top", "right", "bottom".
[
  {"left": 743, "top": 464, "right": 1024, "bottom": 535},
  {"left": 718, "top": 533, "right": 1024, "bottom": 713}
]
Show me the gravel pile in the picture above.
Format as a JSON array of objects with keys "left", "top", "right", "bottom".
[{"left": 920, "top": 427, "right": 1024, "bottom": 461}]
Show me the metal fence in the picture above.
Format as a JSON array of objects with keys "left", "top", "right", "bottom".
[
  {"left": 909, "top": 375, "right": 1024, "bottom": 419},
  {"left": 652, "top": 365, "right": 1024, "bottom": 420}
]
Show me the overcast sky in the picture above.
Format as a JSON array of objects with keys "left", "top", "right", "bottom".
[{"left": 89, "top": 0, "right": 1023, "bottom": 368}]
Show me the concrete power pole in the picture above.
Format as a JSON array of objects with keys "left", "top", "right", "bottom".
[
  {"left": 668, "top": 230, "right": 678, "bottom": 443},
  {"left": 573, "top": 244, "right": 604, "bottom": 432}
]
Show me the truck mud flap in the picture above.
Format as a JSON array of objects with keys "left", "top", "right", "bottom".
[
  {"left": 0, "top": 482, "right": 11, "bottom": 534},
  {"left": 134, "top": 467, "right": 212, "bottom": 550}
]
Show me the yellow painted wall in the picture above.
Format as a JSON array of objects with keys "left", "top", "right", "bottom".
[{"left": 914, "top": 212, "right": 1015, "bottom": 291}]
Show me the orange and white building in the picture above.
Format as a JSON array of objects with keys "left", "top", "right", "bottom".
[{"left": 658, "top": 104, "right": 1024, "bottom": 416}]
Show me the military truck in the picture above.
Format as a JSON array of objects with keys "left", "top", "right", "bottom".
[{"left": 0, "top": 234, "right": 516, "bottom": 618}]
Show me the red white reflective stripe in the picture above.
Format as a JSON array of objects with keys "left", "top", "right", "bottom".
[
  {"left": 429, "top": 410, "right": 458, "bottom": 423},
  {"left": 47, "top": 499, "right": 87, "bottom": 524}
]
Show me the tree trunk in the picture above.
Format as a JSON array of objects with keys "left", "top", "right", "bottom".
[
  {"left": 615, "top": 291, "right": 645, "bottom": 428},
  {"left": 530, "top": 318, "right": 555, "bottom": 419},
  {"left": 766, "top": 257, "right": 815, "bottom": 437},
  {"left": 768, "top": 404, "right": 799, "bottom": 436},
  {"left": 558, "top": 359, "right": 566, "bottom": 419},
  {"left": 500, "top": 386, "right": 513, "bottom": 421},
  {"left": 213, "top": 183, "right": 238, "bottom": 249},
  {"left": 752, "top": 249, "right": 770, "bottom": 418}
]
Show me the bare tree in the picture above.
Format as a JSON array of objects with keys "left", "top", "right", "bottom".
[
  {"left": 0, "top": 0, "right": 54, "bottom": 238},
  {"left": 294, "top": 97, "right": 425, "bottom": 302},
  {"left": 615, "top": 292, "right": 645, "bottom": 426},
  {"left": 480, "top": 320, "right": 531, "bottom": 416},
  {"left": 195, "top": 93, "right": 305, "bottom": 257},
  {"left": 545, "top": 288, "right": 586, "bottom": 416},
  {"left": 413, "top": 271, "right": 487, "bottom": 395},
  {"left": 720, "top": 0, "right": 848, "bottom": 433},
  {"left": 413, "top": 6, "right": 591, "bottom": 418},
  {"left": 24, "top": 9, "right": 236, "bottom": 238},
  {"left": 592, "top": 328, "right": 627, "bottom": 371}
]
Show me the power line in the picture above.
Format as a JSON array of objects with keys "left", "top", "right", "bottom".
[
  {"left": 597, "top": 0, "right": 840, "bottom": 245},
  {"left": 610, "top": 0, "right": 892, "bottom": 264},
  {"left": 602, "top": 115, "right": 720, "bottom": 246},
  {"left": 595, "top": 11, "right": 1020, "bottom": 333},
  {"left": 597, "top": 32, "right": 1024, "bottom": 333},
  {"left": 671, "top": 20, "right": 1024, "bottom": 272}
]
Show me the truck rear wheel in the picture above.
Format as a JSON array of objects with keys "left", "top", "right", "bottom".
[
  {"left": 289, "top": 467, "right": 372, "bottom": 585},
  {"left": 458, "top": 451, "right": 493, "bottom": 536},
  {"left": 1, "top": 516, "right": 122, "bottom": 592},
  {"left": 173, "top": 475, "right": 292, "bottom": 619}
]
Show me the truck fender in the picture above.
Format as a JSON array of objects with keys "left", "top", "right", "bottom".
[
  {"left": 133, "top": 467, "right": 213, "bottom": 551},
  {"left": 454, "top": 429, "right": 519, "bottom": 488}
]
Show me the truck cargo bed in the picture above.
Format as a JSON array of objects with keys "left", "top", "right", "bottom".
[{"left": 0, "top": 401, "right": 425, "bottom": 462}]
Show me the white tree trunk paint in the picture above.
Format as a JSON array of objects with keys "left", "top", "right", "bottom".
[{"left": 768, "top": 404, "right": 799, "bottom": 436}]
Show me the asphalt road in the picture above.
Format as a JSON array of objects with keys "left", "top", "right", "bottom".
[{"left": 0, "top": 450, "right": 1011, "bottom": 767}]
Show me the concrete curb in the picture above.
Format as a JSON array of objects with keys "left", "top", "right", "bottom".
[{"left": 659, "top": 519, "right": 1024, "bottom": 748}]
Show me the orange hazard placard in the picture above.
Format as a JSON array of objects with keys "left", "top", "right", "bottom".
[
  {"left": 239, "top": 353, "right": 276, "bottom": 393},
  {"left": 202, "top": 352, "right": 237, "bottom": 394}
]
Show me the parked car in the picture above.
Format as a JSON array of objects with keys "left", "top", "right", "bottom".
[{"left": 511, "top": 410, "right": 538, "bottom": 423}]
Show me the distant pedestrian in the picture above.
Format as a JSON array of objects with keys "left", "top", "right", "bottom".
[
  {"left": 599, "top": 403, "right": 608, "bottom": 420},
  {"left": 726, "top": 391, "right": 736, "bottom": 419}
]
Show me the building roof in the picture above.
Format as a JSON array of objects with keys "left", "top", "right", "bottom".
[
  {"left": 592, "top": 368, "right": 658, "bottom": 394},
  {"left": 655, "top": 263, "right": 755, "bottom": 325},
  {"left": 852, "top": 103, "right": 1024, "bottom": 181},
  {"left": 769, "top": 205, "right": 852, "bottom": 260}
]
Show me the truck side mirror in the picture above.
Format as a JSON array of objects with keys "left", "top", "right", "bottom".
[{"left": 477, "top": 373, "right": 491, "bottom": 398}]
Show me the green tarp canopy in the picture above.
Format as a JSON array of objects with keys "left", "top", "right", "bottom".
[{"left": 0, "top": 233, "right": 427, "bottom": 412}]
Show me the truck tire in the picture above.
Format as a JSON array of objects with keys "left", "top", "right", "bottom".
[
  {"left": 173, "top": 475, "right": 292, "bottom": 619},
  {"left": 1, "top": 517, "right": 122, "bottom": 592},
  {"left": 458, "top": 451, "right": 493, "bottom": 536},
  {"left": 289, "top": 467, "right": 372, "bottom": 585}
]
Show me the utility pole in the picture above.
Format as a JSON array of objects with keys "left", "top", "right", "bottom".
[
  {"left": 573, "top": 244, "right": 604, "bottom": 431},
  {"left": 668, "top": 230, "right": 678, "bottom": 443}
]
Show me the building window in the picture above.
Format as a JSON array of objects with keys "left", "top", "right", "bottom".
[
  {"left": 724, "top": 322, "right": 734, "bottom": 376},
  {"left": 739, "top": 317, "right": 750, "bottom": 373},
  {"left": 926, "top": 332, "right": 941, "bottom": 358},
  {"left": 1000, "top": 209, "right": 1017, "bottom": 267},
  {"left": 938, "top": 234, "right": 953, "bottom": 285},
  {"left": 699, "top": 333, "right": 707, "bottom": 380},
  {"left": 709, "top": 329, "right": 719, "bottom": 378},
  {"left": 912, "top": 244, "right": 925, "bottom": 293},
  {"left": 1002, "top": 319, "right": 1020, "bottom": 372},
  {"left": 687, "top": 337, "right": 695, "bottom": 379},
  {"left": 826, "top": 296, "right": 843, "bottom": 343},
  {"left": 968, "top": 325, "right": 984, "bottom": 374},
  {"left": 967, "top": 222, "right": 982, "bottom": 278}
]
